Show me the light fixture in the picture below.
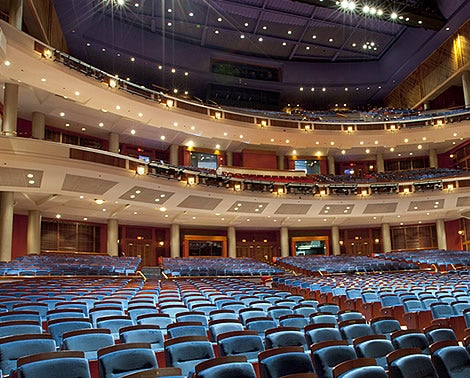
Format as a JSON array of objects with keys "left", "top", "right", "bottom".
[
  {"left": 94, "top": 199, "right": 105, "bottom": 205},
  {"left": 361, "top": 189, "right": 368, "bottom": 197},
  {"left": 260, "top": 119, "right": 267, "bottom": 127},
  {"left": 447, "top": 183, "right": 454, "bottom": 191},
  {"left": 136, "top": 166, "right": 146, "bottom": 175},
  {"left": 166, "top": 99, "right": 174, "bottom": 108},
  {"left": 234, "top": 183, "right": 242, "bottom": 192},
  {"left": 403, "top": 188, "right": 410, "bottom": 195},
  {"left": 187, "top": 176, "right": 195, "bottom": 185},
  {"left": 458, "top": 230, "right": 465, "bottom": 236},
  {"left": 108, "top": 78, "right": 118, "bottom": 88},
  {"left": 214, "top": 111, "right": 222, "bottom": 119},
  {"left": 277, "top": 187, "right": 284, "bottom": 195},
  {"left": 43, "top": 48, "right": 53, "bottom": 59}
]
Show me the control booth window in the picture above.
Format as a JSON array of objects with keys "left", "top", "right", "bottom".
[
  {"left": 294, "top": 160, "right": 321, "bottom": 175},
  {"left": 190, "top": 152, "right": 218, "bottom": 170}
]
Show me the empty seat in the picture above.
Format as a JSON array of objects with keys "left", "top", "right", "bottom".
[
  {"left": 332, "top": 358, "right": 388, "bottom": 378},
  {"left": 167, "top": 321, "right": 207, "bottom": 339},
  {"left": 16, "top": 351, "right": 91, "bottom": 378},
  {"left": 339, "top": 319, "right": 374, "bottom": 344},
  {"left": 194, "top": 356, "right": 256, "bottom": 378},
  {"left": 217, "top": 330, "right": 264, "bottom": 363},
  {"left": 311, "top": 340, "right": 358, "bottom": 378},
  {"left": 430, "top": 340, "right": 470, "bottom": 378},
  {"left": 391, "top": 330, "right": 430, "bottom": 354},
  {"left": 119, "top": 325, "right": 164, "bottom": 352},
  {"left": 164, "top": 336, "right": 215, "bottom": 377},
  {"left": 0, "top": 334, "right": 57, "bottom": 374},
  {"left": 258, "top": 346, "right": 315, "bottom": 378},
  {"left": 98, "top": 342, "right": 158, "bottom": 378},
  {"left": 353, "top": 334, "right": 394, "bottom": 369},
  {"left": 305, "top": 323, "right": 342, "bottom": 345},
  {"left": 370, "top": 316, "right": 402, "bottom": 339},
  {"left": 387, "top": 347, "right": 438, "bottom": 378},
  {"left": 423, "top": 324, "right": 457, "bottom": 344},
  {"left": 265, "top": 327, "right": 308, "bottom": 351},
  {"left": 62, "top": 328, "right": 114, "bottom": 360}
]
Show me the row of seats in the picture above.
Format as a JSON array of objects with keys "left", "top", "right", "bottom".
[
  {"left": 376, "top": 250, "right": 470, "bottom": 270},
  {"left": 0, "top": 254, "right": 140, "bottom": 276},
  {"left": 276, "top": 255, "right": 418, "bottom": 274},
  {"left": 162, "top": 258, "right": 283, "bottom": 277}
]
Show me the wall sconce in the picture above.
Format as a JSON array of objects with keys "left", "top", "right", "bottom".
[
  {"left": 346, "top": 126, "right": 353, "bottom": 134},
  {"left": 458, "top": 230, "right": 465, "bottom": 236},
  {"left": 374, "top": 238, "right": 380, "bottom": 244},
  {"left": 361, "top": 189, "right": 368, "bottom": 197},
  {"left": 214, "top": 111, "right": 222, "bottom": 119},
  {"left": 234, "top": 183, "right": 241, "bottom": 192},
  {"left": 305, "top": 124, "right": 311, "bottom": 131},
  {"left": 390, "top": 124, "right": 396, "bottom": 132},
  {"left": 319, "top": 189, "right": 326, "bottom": 197},
  {"left": 435, "top": 119, "right": 444, "bottom": 127},
  {"left": 136, "top": 165, "right": 146, "bottom": 175},
  {"left": 187, "top": 176, "right": 195, "bottom": 186},
  {"left": 447, "top": 183, "right": 454, "bottom": 192},
  {"left": 277, "top": 187, "right": 285, "bottom": 195},
  {"left": 260, "top": 120, "right": 268, "bottom": 127},
  {"left": 108, "top": 77, "right": 118, "bottom": 88},
  {"left": 42, "top": 48, "right": 53, "bottom": 60},
  {"left": 403, "top": 187, "right": 410, "bottom": 195},
  {"left": 339, "top": 240, "right": 344, "bottom": 246},
  {"left": 166, "top": 99, "right": 174, "bottom": 108}
]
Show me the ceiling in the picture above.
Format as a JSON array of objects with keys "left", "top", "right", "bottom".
[{"left": 47, "top": 0, "right": 470, "bottom": 108}]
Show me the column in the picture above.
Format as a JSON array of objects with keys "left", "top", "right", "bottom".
[
  {"left": 27, "top": 210, "right": 41, "bottom": 254},
  {"left": 107, "top": 219, "right": 119, "bottom": 256},
  {"left": 331, "top": 226, "right": 340, "bottom": 256},
  {"left": 429, "top": 149, "right": 438, "bottom": 169},
  {"left": 2, "top": 83, "right": 18, "bottom": 136},
  {"left": 277, "top": 155, "right": 285, "bottom": 171},
  {"left": 108, "top": 132, "right": 119, "bottom": 153},
  {"left": 376, "top": 154, "right": 385, "bottom": 173},
  {"left": 436, "top": 219, "right": 447, "bottom": 250},
  {"left": 227, "top": 226, "right": 236, "bottom": 258},
  {"left": 9, "top": 0, "right": 23, "bottom": 29},
  {"left": 169, "top": 144, "right": 179, "bottom": 166},
  {"left": 381, "top": 223, "right": 392, "bottom": 253},
  {"left": 327, "top": 155, "right": 335, "bottom": 175},
  {"left": 463, "top": 71, "right": 470, "bottom": 109},
  {"left": 31, "top": 112, "right": 45, "bottom": 140},
  {"left": 0, "top": 192, "right": 14, "bottom": 261},
  {"left": 170, "top": 224, "right": 180, "bottom": 258},
  {"left": 280, "top": 227, "right": 289, "bottom": 257},
  {"left": 225, "top": 151, "right": 233, "bottom": 167}
]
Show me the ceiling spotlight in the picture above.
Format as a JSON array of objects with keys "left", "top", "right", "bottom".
[
  {"left": 94, "top": 199, "right": 105, "bottom": 205},
  {"left": 362, "top": 5, "right": 370, "bottom": 13},
  {"left": 391, "top": 12, "right": 398, "bottom": 20}
]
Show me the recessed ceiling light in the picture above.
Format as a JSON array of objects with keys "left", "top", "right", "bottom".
[
  {"left": 217, "top": 17, "right": 222, "bottom": 22},
  {"left": 131, "top": 129, "right": 136, "bottom": 135},
  {"left": 244, "top": 22, "right": 249, "bottom": 27},
  {"left": 329, "top": 38, "right": 333, "bottom": 42},
  {"left": 214, "top": 30, "right": 219, "bottom": 34},
  {"left": 282, "top": 42, "right": 287, "bottom": 46},
  {"left": 258, "top": 37, "right": 263, "bottom": 42},
  {"left": 74, "top": 91, "right": 80, "bottom": 96},
  {"left": 81, "top": 127, "right": 86, "bottom": 132},
  {"left": 189, "top": 12, "right": 194, "bottom": 16},
  {"left": 116, "top": 105, "right": 121, "bottom": 110},
  {"left": 240, "top": 34, "right": 245, "bottom": 39},
  {"left": 287, "top": 30, "right": 292, "bottom": 35},
  {"left": 41, "top": 78, "right": 46, "bottom": 82}
]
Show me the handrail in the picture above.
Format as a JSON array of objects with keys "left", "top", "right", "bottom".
[{"left": 29, "top": 39, "right": 470, "bottom": 132}]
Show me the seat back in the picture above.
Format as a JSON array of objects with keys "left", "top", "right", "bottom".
[
  {"left": 62, "top": 329, "right": 114, "bottom": 360},
  {"left": 98, "top": 342, "right": 158, "bottom": 378},
  {"left": 164, "top": 336, "right": 215, "bottom": 377},
  {"left": 264, "top": 327, "right": 308, "bottom": 351},
  {"left": 387, "top": 348, "right": 438, "bottom": 378},
  {"left": 305, "top": 323, "right": 342, "bottom": 345},
  {"left": 391, "top": 330, "right": 430, "bottom": 354},
  {"left": 194, "top": 356, "right": 256, "bottom": 378},
  {"left": 258, "top": 346, "right": 315, "bottom": 378},
  {"left": 430, "top": 340, "right": 470, "bottom": 378},
  {"left": 0, "top": 334, "right": 56, "bottom": 374},
  {"left": 217, "top": 330, "right": 264, "bottom": 362},
  {"left": 16, "top": 351, "right": 90, "bottom": 378},
  {"left": 310, "top": 340, "right": 357, "bottom": 378}
]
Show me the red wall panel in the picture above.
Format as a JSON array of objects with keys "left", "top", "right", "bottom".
[
  {"left": 242, "top": 150, "right": 277, "bottom": 169},
  {"left": 445, "top": 219, "right": 462, "bottom": 250},
  {"left": 12, "top": 214, "right": 28, "bottom": 259}
]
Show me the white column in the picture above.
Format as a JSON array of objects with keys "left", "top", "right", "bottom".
[
  {"left": 327, "top": 155, "right": 335, "bottom": 175},
  {"left": 277, "top": 155, "right": 285, "bottom": 171},
  {"left": 170, "top": 144, "right": 179, "bottom": 165},
  {"left": 227, "top": 226, "right": 236, "bottom": 258},
  {"left": 107, "top": 219, "right": 119, "bottom": 256},
  {"left": 429, "top": 149, "right": 438, "bottom": 169},
  {"left": 331, "top": 225, "right": 340, "bottom": 255},
  {"left": 9, "top": 0, "right": 23, "bottom": 29},
  {"left": 170, "top": 224, "right": 180, "bottom": 258},
  {"left": 31, "top": 112, "right": 45, "bottom": 140},
  {"left": 382, "top": 223, "right": 392, "bottom": 253},
  {"left": 27, "top": 210, "right": 41, "bottom": 254},
  {"left": 436, "top": 219, "right": 447, "bottom": 250},
  {"left": 108, "top": 132, "right": 119, "bottom": 153},
  {"left": 280, "top": 227, "right": 289, "bottom": 257},
  {"left": 463, "top": 71, "right": 470, "bottom": 109},
  {"left": 2, "top": 83, "right": 18, "bottom": 136},
  {"left": 0, "top": 192, "right": 14, "bottom": 261},
  {"left": 225, "top": 151, "right": 233, "bottom": 166},
  {"left": 376, "top": 154, "right": 385, "bottom": 173}
]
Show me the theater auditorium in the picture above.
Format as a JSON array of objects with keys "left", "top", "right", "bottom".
[{"left": 0, "top": 0, "right": 469, "bottom": 376}]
